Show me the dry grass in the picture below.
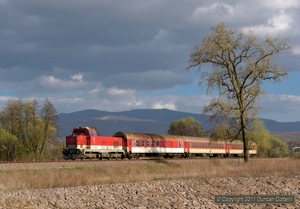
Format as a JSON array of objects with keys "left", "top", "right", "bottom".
[{"left": 0, "top": 158, "right": 299, "bottom": 191}]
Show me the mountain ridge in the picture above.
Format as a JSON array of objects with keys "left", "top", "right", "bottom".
[{"left": 58, "top": 109, "right": 300, "bottom": 143}]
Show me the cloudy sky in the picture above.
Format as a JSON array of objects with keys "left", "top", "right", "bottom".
[{"left": 0, "top": 0, "right": 300, "bottom": 122}]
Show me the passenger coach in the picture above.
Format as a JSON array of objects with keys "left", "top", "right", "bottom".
[
  {"left": 63, "top": 127, "right": 257, "bottom": 160},
  {"left": 113, "top": 132, "right": 257, "bottom": 158}
]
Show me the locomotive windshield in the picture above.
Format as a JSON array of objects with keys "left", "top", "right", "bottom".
[
  {"left": 72, "top": 129, "right": 87, "bottom": 136},
  {"left": 88, "top": 130, "right": 97, "bottom": 136},
  {"left": 72, "top": 127, "right": 98, "bottom": 137}
]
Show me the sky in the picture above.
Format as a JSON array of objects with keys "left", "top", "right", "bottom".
[{"left": 0, "top": 0, "right": 300, "bottom": 122}]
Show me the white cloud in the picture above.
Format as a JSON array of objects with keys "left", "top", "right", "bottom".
[
  {"left": 0, "top": 96, "right": 18, "bottom": 103},
  {"left": 292, "top": 46, "right": 300, "bottom": 55},
  {"left": 107, "top": 87, "right": 135, "bottom": 96},
  {"left": 193, "top": 3, "right": 235, "bottom": 17},
  {"left": 88, "top": 86, "right": 102, "bottom": 95},
  {"left": 71, "top": 73, "right": 83, "bottom": 81},
  {"left": 39, "top": 75, "right": 86, "bottom": 90},
  {"left": 152, "top": 102, "right": 177, "bottom": 111},
  {"left": 260, "top": 0, "right": 300, "bottom": 10},
  {"left": 259, "top": 94, "right": 300, "bottom": 121},
  {"left": 242, "top": 10, "right": 293, "bottom": 34}
]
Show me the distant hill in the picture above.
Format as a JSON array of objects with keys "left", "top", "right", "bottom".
[{"left": 58, "top": 109, "right": 300, "bottom": 143}]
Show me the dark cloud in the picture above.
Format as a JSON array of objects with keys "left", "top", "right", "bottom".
[{"left": 0, "top": 0, "right": 299, "bottom": 121}]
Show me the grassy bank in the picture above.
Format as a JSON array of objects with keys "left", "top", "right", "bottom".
[{"left": 0, "top": 158, "right": 299, "bottom": 191}]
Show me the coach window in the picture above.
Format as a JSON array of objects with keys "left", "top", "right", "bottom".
[
  {"left": 152, "top": 140, "right": 155, "bottom": 147},
  {"left": 180, "top": 141, "right": 184, "bottom": 147},
  {"left": 146, "top": 140, "right": 149, "bottom": 147},
  {"left": 156, "top": 140, "right": 160, "bottom": 147},
  {"left": 136, "top": 140, "right": 140, "bottom": 147},
  {"left": 141, "top": 140, "right": 145, "bottom": 147},
  {"left": 161, "top": 141, "right": 165, "bottom": 147}
]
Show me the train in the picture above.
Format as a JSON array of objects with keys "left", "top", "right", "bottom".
[{"left": 62, "top": 127, "right": 257, "bottom": 160}]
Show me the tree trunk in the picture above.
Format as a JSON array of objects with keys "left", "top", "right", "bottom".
[{"left": 241, "top": 114, "right": 249, "bottom": 162}]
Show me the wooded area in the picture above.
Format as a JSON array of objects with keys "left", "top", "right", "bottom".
[{"left": 0, "top": 98, "right": 62, "bottom": 161}]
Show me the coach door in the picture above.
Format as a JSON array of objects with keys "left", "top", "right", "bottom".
[
  {"left": 225, "top": 143, "right": 230, "bottom": 156},
  {"left": 122, "top": 137, "right": 127, "bottom": 152},
  {"left": 184, "top": 141, "right": 189, "bottom": 153}
]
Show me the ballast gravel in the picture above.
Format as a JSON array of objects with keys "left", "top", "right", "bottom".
[{"left": 0, "top": 175, "right": 299, "bottom": 209}]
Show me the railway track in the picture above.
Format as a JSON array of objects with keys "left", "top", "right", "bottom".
[
  {"left": 0, "top": 157, "right": 248, "bottom": 171},
  {"left": 0, "top": 155, "right": 239, "bottom": 164}
]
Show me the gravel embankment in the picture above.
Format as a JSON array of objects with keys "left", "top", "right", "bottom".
[{"left": 1, "top": 175, "right": 299, "bottom": 209}]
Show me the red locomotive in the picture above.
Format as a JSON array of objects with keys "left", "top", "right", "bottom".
[
  {"left": 63, "top": 127, "right": 257, "bottom": 160},
  {"left": 63, "top": 127, "right": 125, "bottom": 160}
]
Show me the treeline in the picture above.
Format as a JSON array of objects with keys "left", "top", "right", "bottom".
[{"left": 0, "top": 98, "right": 62, "bottom": 161}]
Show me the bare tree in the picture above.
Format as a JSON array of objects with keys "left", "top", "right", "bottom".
[{"left": 188, "top": 23, "right": 290, "bottom": 162}]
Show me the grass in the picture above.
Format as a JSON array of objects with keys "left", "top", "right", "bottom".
[{"left": 0, "top": 158, "right": 299, "bottom": 191}]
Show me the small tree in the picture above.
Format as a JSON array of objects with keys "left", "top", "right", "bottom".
[
  {"left": 168, "top": 117, "right": 207, "bottom": 137},
  {"left": 210, "top": 121, "right": 241, "bottom": 143},
  {"left": 40, "top": 98, "right": 59, "bottom": 155},
  {"left": 245, "top": 119, "right": 272, "bottom": 157},
  {"left": 0, "top": 128, "right": 18, "bottom": 161},
  {"left": 188, "top": 23, "right": 290, "bottom": 162}
]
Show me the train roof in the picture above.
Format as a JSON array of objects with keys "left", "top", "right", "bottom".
[
  {"left": 113, "top": 132, "right": 211, "bottom": 142},
  {"left": 113, "top": 132, "right": 247, "bottom": 145}
]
